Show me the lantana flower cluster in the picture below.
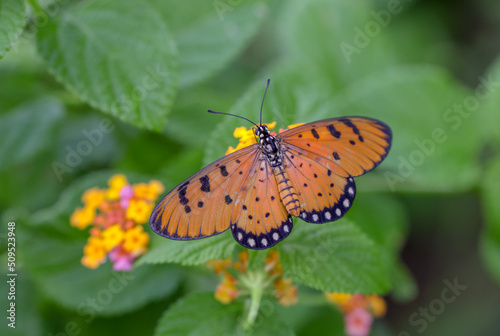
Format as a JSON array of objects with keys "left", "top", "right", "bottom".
[
  {"left": 70, "top": 174, "right": 164, "bottom": 271},
  {"left": 225, "top": 121, "right": 304, "bottom": 155},
  {"left": 325, "top": 292, "right": 386, "bottom": 336},
  {"left": 207, "top": 250, "right": 298, "bottom": 306}
]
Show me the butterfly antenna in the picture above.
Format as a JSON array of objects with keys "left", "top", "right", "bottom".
[
  {"left": 207, "top": 110, "right": 258, "bottom": 127},
  {"left": 260, "top": 79, "right": 270, "bottom": 126}
]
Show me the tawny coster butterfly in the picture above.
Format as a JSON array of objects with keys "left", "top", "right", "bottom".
[{"left": 150, "top": 79, "right": 392, "bottom": 250}]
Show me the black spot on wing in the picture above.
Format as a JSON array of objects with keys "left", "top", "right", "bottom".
[
  {"left": 200, "top": 175, "right": 210, "bottom": 192},
  {"left": 340, "top": 118, "right": 360, "bottom": 134},
  {"left": 311, "top": 129, "right": 320, "bottom": 139},
  {"left": 219, "top": 165, "right": 229, "bottom": 177},
  {"left": 327, "top": 124, "right": 341, "bottom": 138},
  {"left": 333, "top": 152, "right": 340, "bottom": 160},
  {"left": 177, "top": 181, "right": 189, "bottom": 191},
  {"left": 197, "top": 201, "right": 204, "bottom": 208},
  {"left": 225, "top": 195, "right": 233, "bottom": 205},
  {"left": 184, "top": 205, "right": 191, "bottom": 213}
]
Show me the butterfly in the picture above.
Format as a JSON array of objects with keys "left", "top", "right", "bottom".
[{"left": 150, "top": 79, "right": 392, "bottom": 250}]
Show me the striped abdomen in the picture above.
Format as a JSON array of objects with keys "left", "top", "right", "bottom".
[{"left": 273, "top": 165, "right": 301, "bottom": 217}]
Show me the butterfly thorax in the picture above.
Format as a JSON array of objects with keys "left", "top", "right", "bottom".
[
  {"left": 255, "top": 125, "right": 301, "bottom": 216},
  {"left": 255, "top": 125, "right": 283, "bottom": 168}
]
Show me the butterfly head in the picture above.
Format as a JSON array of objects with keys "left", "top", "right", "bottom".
[{"left": 254, "top": 125, "right": 270, "bottom": 139}]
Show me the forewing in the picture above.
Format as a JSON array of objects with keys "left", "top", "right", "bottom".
[
  {"left": 150, "top": 145, "right": 259, "bottom": 240},
  {"left": 278, "top": 117, "right": 392, "bottom": 177},
  {"left": 230, "top": 154, "right": 293, "bottom": 249}
]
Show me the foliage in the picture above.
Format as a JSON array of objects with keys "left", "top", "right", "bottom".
[{"left": 1, "top": 0, "right": 500, "bottom": 335}]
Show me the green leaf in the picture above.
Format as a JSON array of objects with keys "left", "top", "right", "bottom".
[
  {"left": 331, "top": 65, "right": 481, "bottom": 192},
  {"left": 148, "top": 0, "right": 268, "bottom": 88},
  {"left": 479, "top": 55, "right": 500, "bottom": 149},
  {"left": 0, "top": 98, "right": 64, "bottom": 170},
  {"left": 18, "top": 171, "right": 180, "bottom": 315},
  {"left": 137, "top": 232, "right": 236, "bottom": 267},
  {"left": 279, "top": 0, "right": 398, "bottom": 90},
  {"left": 277, "top": 220, "right": 391, "bottom": 294},
  {"left": 346, "top": 193, "right": 408, "bottom": 250},
  {"left": 480, "top": 157, "right": 500, "bottom": 284},
  {"left": 345, "top": 193, "right": 417, "bottom": 301},
  {"left": 154, "top": 292, "right": 295, "bottom": 336},
  {"left": 37, "top": 0, "right": 178, "bottom": 131},
  {"left": 0, "top": 0, "right": 25, "bottom": 58}
]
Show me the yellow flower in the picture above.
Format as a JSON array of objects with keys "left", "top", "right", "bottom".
[
  {"left": 82, "top": 237, "right": 107, "bottom": 269},
  {"left": 82, "top": 187, "right": 105, "bottom": 209},
  {"left": 325, "top": 292, "right": 353, "bottom": 306},
  {"left": 123, "top": 226, "right": 149, "bottom": 253},
  {"left": 70, "top": 206, "right": 95, "bottom": 230},
  {"left": 126, "top": 199, "right": 154, "bottom": 224},
  {"left": 133, "top": 181, "right": 164, "bottom": 202},
  {"left": 366, "top": 294, "right": 386, "bottom": 317},
  {"left": 226, "top": 121, "right": 277, "bottom": 155},
  {"left": 102, "top": 224, "right": 124, "bottom": 251},
  {"left": 215, "top": 275, "right": 239, "bottom": 304},
  {"left": 274, "top": 278, "right": 298, "bottom": 306},
  {"left": 106, "top": 174, "right": 128, "bottom": 200}
]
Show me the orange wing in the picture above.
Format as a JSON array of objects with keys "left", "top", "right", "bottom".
[
  {"left": 229, "top": 154, "right": 293, "bottom": 249},
  {"left": 282, "top": 147, "right": 356, "bottom": 223},
  {"left": 278, "top": 117, "right": 391, "bottom": 223},
  {"left": 150, "top": 145, "right": 260, "bottom": 240},
  {"left": 278, "top": 117, "right": 392, "bottom": 177}
]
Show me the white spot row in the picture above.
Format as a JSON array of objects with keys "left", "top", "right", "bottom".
[
  {"left": 248, "top": 238, "right": 256, "bottom": 247},
  {"left": 348, "top": 187, "right": 354, "bottom": 195},
  {"left": 283, "top": 224, "right": 290, "bottom": 233},
  {"left": 343, "top": 198, "right": 350, "bottom": 208},
  {"left": 312, "top": 214, "right": 319, "bottom": 222},
  {"left": 273, "top": 232, "right": 279, "bottom": 240},
  {"left": 325, "top": 211, "right": 331, "bottom": 220}
]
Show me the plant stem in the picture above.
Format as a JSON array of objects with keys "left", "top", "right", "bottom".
[{"left": 242, "top": 271, "right": 265, "bottom": 332}]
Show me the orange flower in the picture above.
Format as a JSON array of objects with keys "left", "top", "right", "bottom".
[
  {"left": 274, "top": 278, "right": 298, "bottom": 306},
  {"left": 233, "top": 251, "right": 249, "bottom": 273},
  {"left": 206, "top": 258, "right": 232, "bottom": 275},
  {"left": 72, "top": 175, "right": 163, "bottom": 270},
  {"left": 215, "top": 275, "right": 239, "bottom": 304},
  {"left": 208, "top": 249, "right": 296, "bottom": 307},
  {"left": 366, "top": 294, "right": 386, "bottom": 317}
]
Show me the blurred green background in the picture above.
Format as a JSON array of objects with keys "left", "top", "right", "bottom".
[{"left": 1, "top": 0, "right": 500, "bottom": 335}]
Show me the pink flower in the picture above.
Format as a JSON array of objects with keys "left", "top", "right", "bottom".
[
  {"left": 119, "top": 185, "right": 134, "bottom": 209},
  {"left": 344, "top": 307, "right": 373, "bottom": 336},
  {"left": 109, "top": 246, "right": 135, "bottom": 271}
]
